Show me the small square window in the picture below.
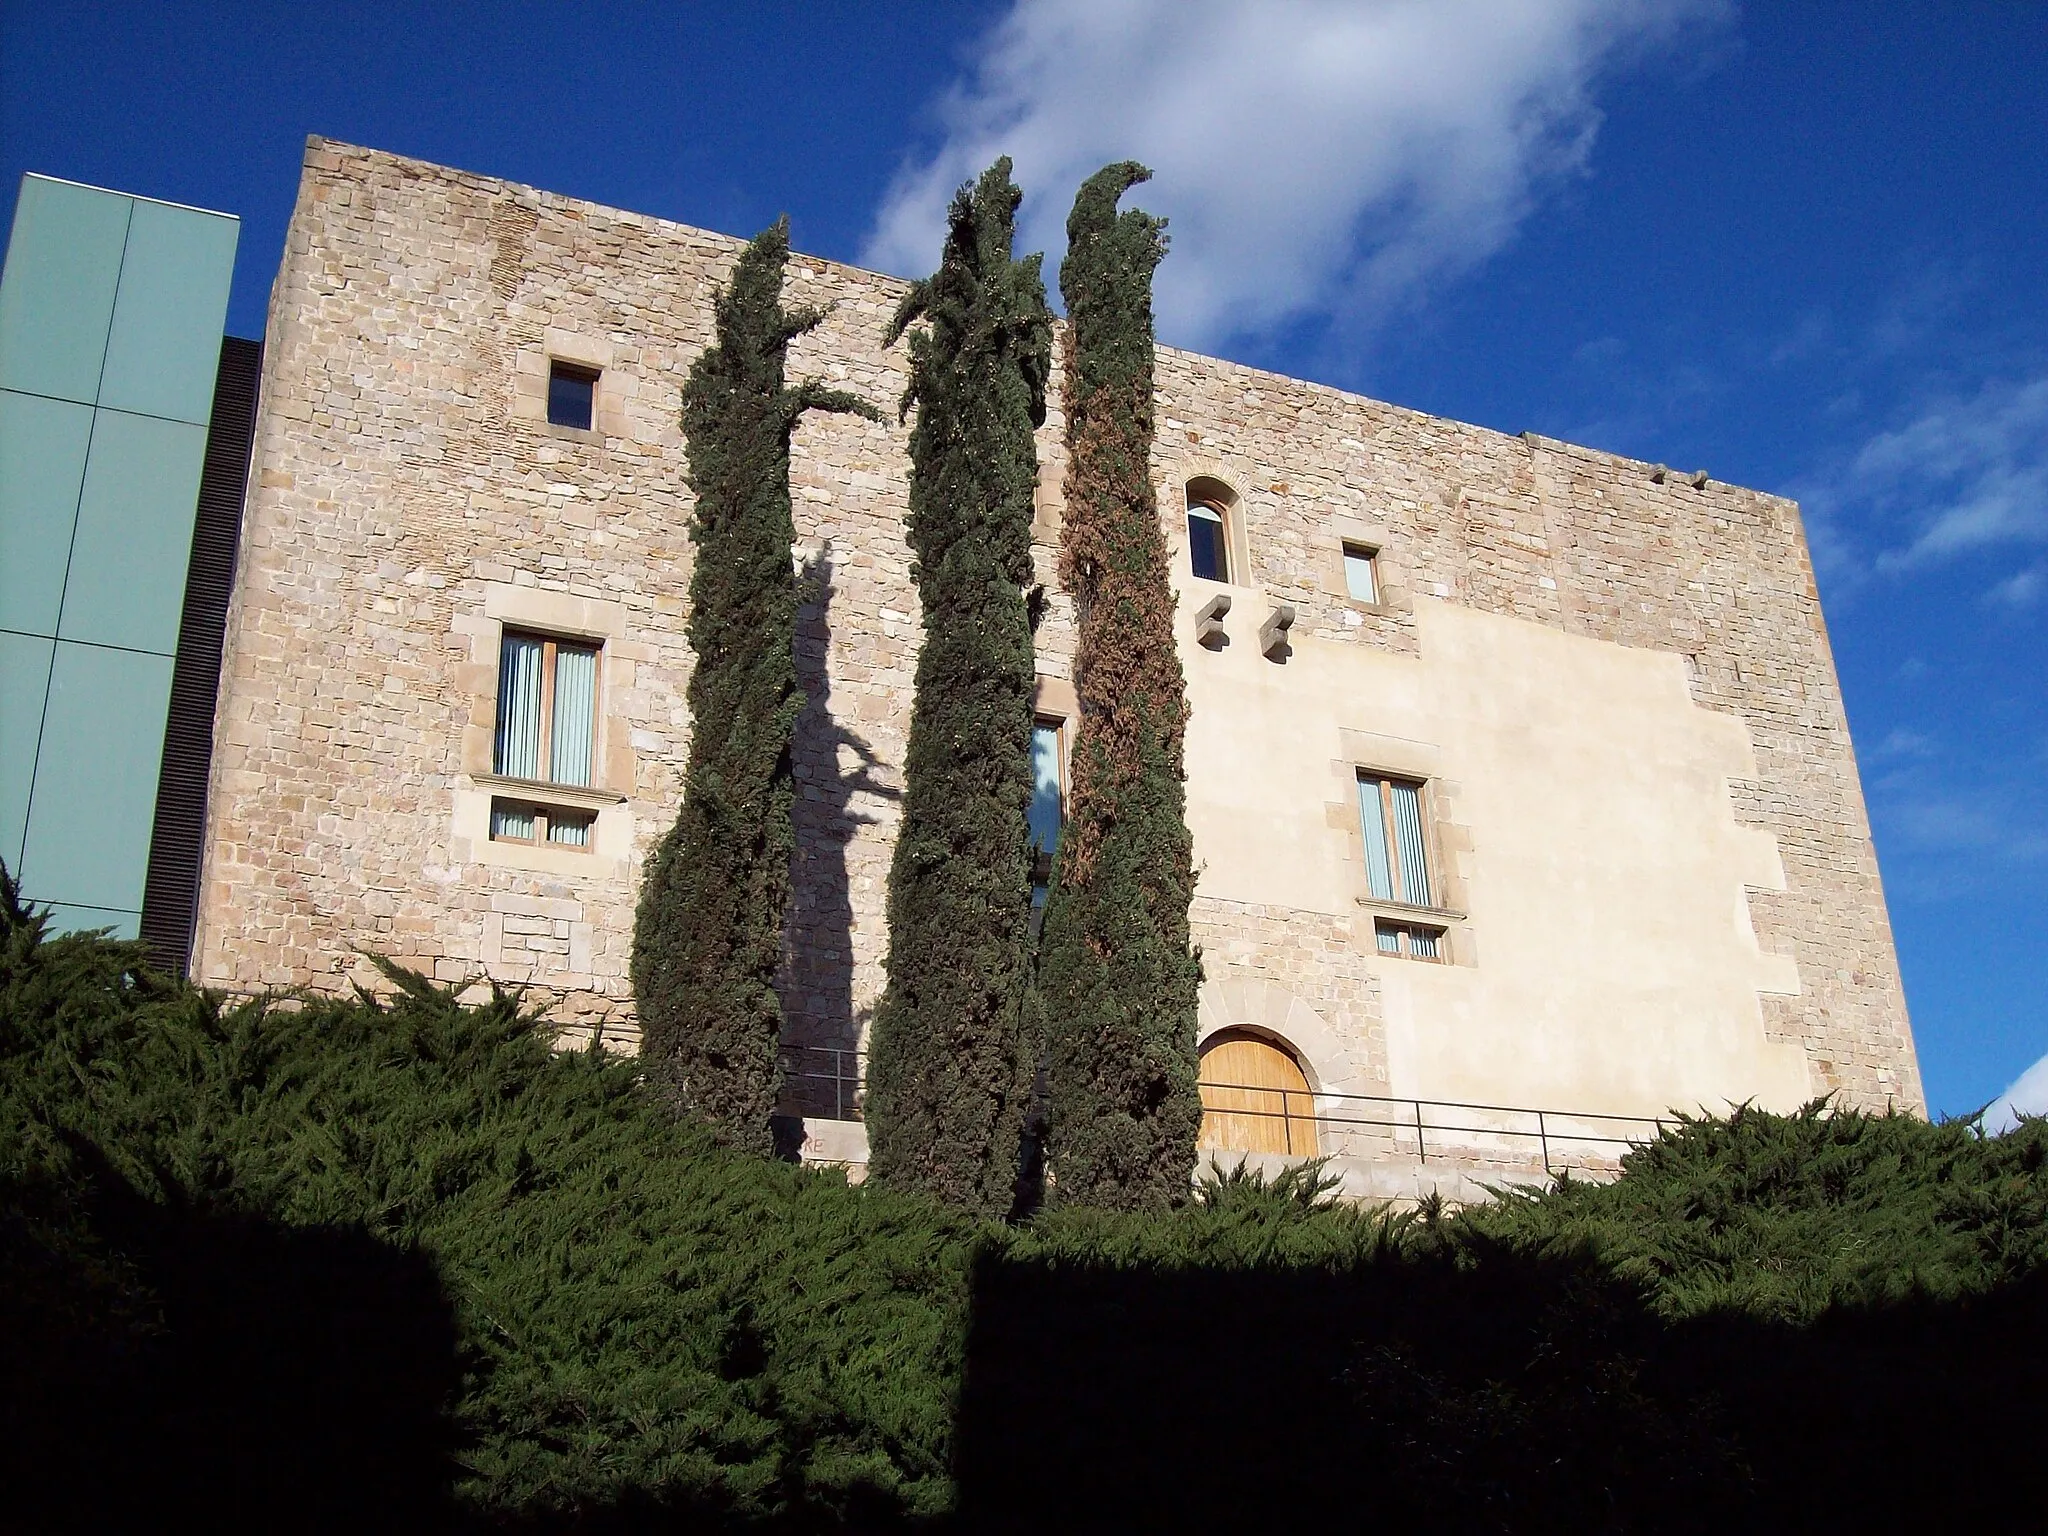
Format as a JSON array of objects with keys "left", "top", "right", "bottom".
[
  {"left": 547, "top": 361, "right": 598, "bottom": 430},
  {"left": 1343, "top": 542, "right": 1379, "bottom": 604},
  {"left": 490, "top": 801, "right": 538, "bottom": 843},
  {"left": 547, "top": 810, "right": 595, "bottom": 847}
]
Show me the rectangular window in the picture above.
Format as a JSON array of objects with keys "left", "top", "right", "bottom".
[
  {"left": 1343, "top": 542, "right": 1379, "bottom": 603},
  {"left": 1029, "top": 717, "right": 1067, "bottom": 927},
  {"left": 490, "top": 801, "right": 537, "bottom": 842},
  {"left": 1375, "top": 919, "right": 1443, "bottom": 961},
  {"left": 546, "top": 361, "right": 598, "bottom": 430},
  {"left": 489, "top": 798, "right": 594, "bottom": 851},
  {"left": 494, "top": 631, "right": 600, "bottom": 787},
  {"left": 1029, "top": 720, "right": 1065, "bottom": 859},
  {"left": 548, "top": 810, "right": 594, "bottom": 847},
  {"left": 1187, "top": 498, "right": 1230, "bottom": 582},
  {"left": 1358, "top": 772, "right": 1433, "bottom": 907}
]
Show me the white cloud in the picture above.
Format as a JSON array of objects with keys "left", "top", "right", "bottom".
[
  {"left": 1986, "top": 561, "right": 2046, "bottom": 609},
  {"left": 862, "top": 0, "right": 1721, "bottom": 351},
  {"left": 1983, "top": 1049, "right": 2048, "bottom": 1134},
  {"left": 1855, "top": 376, "right": 2048, "bottom": 568}
]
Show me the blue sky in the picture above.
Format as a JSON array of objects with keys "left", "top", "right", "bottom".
[{"left": 4, "top": 1, "right": 2041, "bottom": 1119}]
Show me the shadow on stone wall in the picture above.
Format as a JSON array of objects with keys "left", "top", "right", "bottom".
[{"left": 779, "top": 543, "right": 898, "bottom": 1119}]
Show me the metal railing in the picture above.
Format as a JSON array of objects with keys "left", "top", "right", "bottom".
[
  {"left": 1195, "top": 1080, "right": 1673, "bottom": 1174},
  {"left": 775, "top": 1051, "right": 1673, "bottom": 1175},
  {"left": 779, "top": 1045, "right": 867, "bottom": 1122}
]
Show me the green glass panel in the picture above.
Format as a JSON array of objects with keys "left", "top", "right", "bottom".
[
  {"left": 0, "top": 390, "right": 95, "bottom": 636},
  {"left": 0, "top": 177, "right": 130, "bottom": 405},
  {"left": 60, "top": 409, "right": 205, "bottom": 654},
  {"left": 0, "top": 629, "right": 53, "bottom": 873},
  {"left": 98, "top": 200, "right": 237, "bottom": 425},
  {"left": 39, "top": 901, "right": 141, "bottom": 941},
  {"left": 17, "top": 640, "right": 173, "bottom": 913}
]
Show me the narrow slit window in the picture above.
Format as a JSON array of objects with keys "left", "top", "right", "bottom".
[
  {"left": 1358, "top": 772, "right": 1433, "bottom": 908},
  {"left": 1343, "top": 542, "right": 1379, "bottom": 603},
  {"left": 1029, "top": 717, "right": 1067, "bottom": 929},
  {"left": 547, "top": 361, "right": 598, "bottom": 430},
  {"left": 494, "top": 631, "right": 600, "bottom": 787},
  {"left": 1187, "top": 496, "right": 1230, "bottom": 583},
  {"left": 1029, "top": 720, "right": 1065, "bottom": 860}
]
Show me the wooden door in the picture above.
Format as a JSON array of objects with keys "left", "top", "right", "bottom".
[{"left": 1198, "top": 1031, "right": 1319, "bottom": 1156}]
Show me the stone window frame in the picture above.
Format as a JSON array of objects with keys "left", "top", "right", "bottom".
[
  {"left": 1181, "top": 473, "right": 1249, "bottom": 588},
  {"left": 511, "top": 327, "right": 619, "bottom": 444},
  {"left": 452, "top": 583, "right": 635, "bottom": 879},
  {"left": 1321, "top": 513, "right": 1408, "bottom": 619},
  {"left": 545, "top": 358, "right": 601, "bottom": 431},
  {"left": 486, "top": 796, "right": 598, "bottom": 853},
  {"left": 1326, "top": 729, "right": 1475, "bottom": 967},
  {"left": 1163, "top": 453, "right": 1260, "bottom": 593}
]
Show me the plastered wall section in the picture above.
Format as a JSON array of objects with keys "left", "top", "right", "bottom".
[
  {"left": 194, "top": 140, "right": 1919, "bottom": 1118},
  {"left": 1142, "top": 355, "right": 1920, "bottom": 1115}
]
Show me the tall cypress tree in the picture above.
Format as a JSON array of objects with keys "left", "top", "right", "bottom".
[
  {"left": 864, "top": 160, "right": 1053, "bottom": 1215},
  {"left": 1035, "top": 163, "right": 1202, "bottom": 1209},
  {"left": 632, "top": 220, "right": 877, "bottom": 1155}
]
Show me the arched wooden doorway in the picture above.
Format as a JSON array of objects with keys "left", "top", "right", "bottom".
[{"left": 1198, "top": 1030, "right": 1320, "bottom": 1156}]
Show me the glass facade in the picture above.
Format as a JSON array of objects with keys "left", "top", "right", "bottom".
[{"left": 0, "top": 174, "right": 238, "bottom": 938}]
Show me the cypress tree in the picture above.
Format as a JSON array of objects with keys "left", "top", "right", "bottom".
[
  {"left": 864, "top": 159, "right": 1053, "bottom": 1214},
  {"left": 1035, "top": 163, "right": 1202, "bottom": 1209},
  {"left": 632, "top": 220, "right": 877, "bottom": 1155}
]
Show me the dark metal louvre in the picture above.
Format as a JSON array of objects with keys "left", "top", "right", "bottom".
[{"left": 139, "top": 336, "right": 262, "bottom": 976}]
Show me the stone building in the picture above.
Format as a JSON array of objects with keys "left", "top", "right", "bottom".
[{"left": 188, "top": 140, "right": 1922, "bottom": 1190}]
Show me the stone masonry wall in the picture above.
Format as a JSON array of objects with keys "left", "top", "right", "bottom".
[{"left": 194, "top": 140, "right": 1920, "bottom": 1115}]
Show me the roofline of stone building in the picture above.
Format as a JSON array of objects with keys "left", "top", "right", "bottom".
[{"left": 298, "top": 134, "right": 1797, "bottom": 515}]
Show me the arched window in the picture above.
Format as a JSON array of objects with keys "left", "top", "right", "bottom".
[
  {"left": 1198, "top": 1029, "right": 1319, "bottom": 1156},
  {"left": 1184, "top": 477, "right": 1238, "bottom": 584}
]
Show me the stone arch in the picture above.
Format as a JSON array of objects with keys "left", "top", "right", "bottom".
[
  {"left": 1196, "top": 973, "right": 1372, "bottom": 1100},
  {"left": 1162, "top": 451, "right": 1260, "bottom": 587}
]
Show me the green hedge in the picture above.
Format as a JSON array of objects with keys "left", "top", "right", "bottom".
[
  {"left": 4, "top": 877, "right": 2042, "bottom": 1531},
  {"left": 2, "top": 881, "right": 971, "bottom": 1529}
]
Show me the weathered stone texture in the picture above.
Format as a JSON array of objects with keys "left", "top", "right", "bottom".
[{"left": 194, "top": 141, "right": 1919, "bottom": 1117}]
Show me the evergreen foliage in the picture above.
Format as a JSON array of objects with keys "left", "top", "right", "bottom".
[
  {"left": 632, "top": 219, "right": 877, "bottom": 1154},
  {"left": 3, "top": 874, "right": 969, "bottom": 1528},
  {"left": 1034, "top": 162, "right": 1202, "bottom": 1209},
  {"left": 864, "top": 160, "right": 1053, "bottom": 1215},
  {"left": 1468, "top": 1097, "right": 2048, "bottom": 1319},
  {"left": 6, "top": 880, "right": 2043, "bottom": 1530}
]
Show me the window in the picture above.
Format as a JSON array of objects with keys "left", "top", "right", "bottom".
[
  {"left": 1374, "top": 919, "right": 1443, "bottom": 961},
  {"left": 1184, "top": 476, "right": 1239, "bottom": 583},
  {"left": 1342, "top": 541, "right": 1380, "bottom": 604},
  {"left": 547, "top": 361, "right": 598, "bottom": 430},
  {"left": 1187, "top": 496, "right": 1229, "bottom": 582},
  {"left": 1357, "top": 772, "right": 1433, "bottom": 907},
  {"left": 494, "top": 631, "right": 599, "bottom": 787},
  {"left": 1029, "top": 718, "right": 1066, "bottom": 923},
  {"left": 489, "top": 799, "right": 595, "bottom": 849}
]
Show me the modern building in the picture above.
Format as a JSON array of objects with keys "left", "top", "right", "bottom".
[
  {"left": 0, "top": 174, "right": 260, "bottom": 962},
  {"left": 16, "top": 139, "right": 1922, "bottom": 1193}
]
